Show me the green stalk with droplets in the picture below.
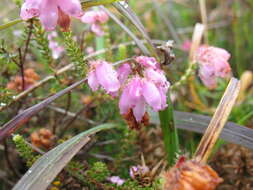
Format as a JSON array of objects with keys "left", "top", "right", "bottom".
[{"left": 159, "top": 96, "right": 179, "bottom": 166}]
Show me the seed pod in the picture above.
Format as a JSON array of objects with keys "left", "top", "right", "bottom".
[
  {"left": 39, "top": 128, "right": 53, "bottom": 139},
  {"left": 163, "top": 158, "right": 223, "bottom": 190}
]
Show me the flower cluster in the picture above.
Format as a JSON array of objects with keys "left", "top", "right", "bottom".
[
  {"left": 48, "top": 32, "right": 64, "bottom": 59},
  {"left": 20, "top": 0, "right": 83, "bottom": 31},
  {"left": 181, "top": 40, "right": 231, "bottom": 89},
  {"left": 87, "top": 56, "right": 170, "bottom": 129},
  {"left": 196, "top": 45, "right": 231, "bottom": 89},
  {"left": 81, "top": 10, "right": 109, "bottom": 36}
]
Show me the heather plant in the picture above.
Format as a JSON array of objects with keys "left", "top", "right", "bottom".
[{"left": 0, "top": 0, "right": 253, "bottom": 190}]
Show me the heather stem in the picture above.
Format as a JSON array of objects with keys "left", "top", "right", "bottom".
[{"left": 159, "top": 95, "right": 179, "bottom": 166}]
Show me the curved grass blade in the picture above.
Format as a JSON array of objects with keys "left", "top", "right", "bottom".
[
  {"left": 0, "top": 78, "right": 87, "bottom": 142},
  {"left": 81, "top": 0, "right": 120, "bottom": 9},
  {"left": 150, "top": 111, "right": 253, "bottom": 151},
  {"left": 113, "top": 2, "right": 158, "bottom": 58},
  {"left": 0, "top": 19, "right": 23, "bottom": 31},
  {"left": 101, "top": 6, "right": 150, "bottom": 55},
  {"left": 13, "top": 123, "right": 116, "bottom": 190}
]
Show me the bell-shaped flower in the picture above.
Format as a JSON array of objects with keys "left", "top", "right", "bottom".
[
  {"left": 81, "top": 10, "right": 109, "bottom": 36},
  {"left": 87, "top": 61, "right": 120, "bottom": 94},
  {"left": 196, "top": 46, "right": 231, "bottom": 89},
  {"left": 119, "top": 76, "right": 167, "bottom": 122},
  {"left": 20, "top": 0, "right": 83, "bottom": 31}
]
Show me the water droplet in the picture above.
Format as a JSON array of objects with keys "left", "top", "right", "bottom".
[{"left": 119, "top": 1, "right": 129, "bottom": 8}]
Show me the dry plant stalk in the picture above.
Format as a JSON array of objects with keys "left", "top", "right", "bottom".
[
  {"left": 189, "top": 23, "right": 204, "bottom": 62},
  {"left": 194, "top": 77, "right": 241, "bottom": 163},
  {"left": 163, "top": 77, "right": 241, "bottom": 190}
]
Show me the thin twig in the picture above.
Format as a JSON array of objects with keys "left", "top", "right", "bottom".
[{"left": 22, "top": 20, "right": 33, "bottom": 64}]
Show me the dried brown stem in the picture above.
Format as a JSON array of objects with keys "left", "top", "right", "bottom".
[{"left": 194, "top": 77, "right": 241, "bottom": 163}]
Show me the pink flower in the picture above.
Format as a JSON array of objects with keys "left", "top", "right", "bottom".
[
  {"left": 119, "top": 76, "right": 167, "bottom": 122},
  {"left": 108, "top": 176, "right": 125, "bottom": 186},
  {"left": 129, "top": 165, "right": 149, "bottom": 179},
  {"left": 20, "top": 0, "right": 83, "bottom": 31},
  {"left": 86, "top": 47, "right": 94, "bottom": 54},
  {"left": 181, "top": 40, "right": 192, "bottom": 52},
  {"left": 48, "top": 32, "right": 64, "bottom": 59},
  {"left": 135, "top": 56, "right": 159, "bottom": 69},
  {"left": 87, "top": 61, "right": 120, "bottom": 94},
  {"left": 196, "top": 46, "right": 231, "bottom": 89},
  {"left": 117, "top": 63, "right": 132, "bottom": 84},
  {"left": 81, "top": 10, "right": 109, "bottom": 36}
]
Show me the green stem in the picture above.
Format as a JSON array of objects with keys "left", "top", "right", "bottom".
[{"left": 159, "top": 95, "right": 179, "bottom": 166}]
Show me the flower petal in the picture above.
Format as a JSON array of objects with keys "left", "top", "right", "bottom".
[
  {"left": 117, "top": 63, "right": 132, "bottom": 84},
  {"left": 133, "top": 98, "right": 146, "bottom": 122},
  {"left": 91, "top": 24, "right": 104, "bottom": 36},
  {"left": 58, "top": 0, "right": 83, "bottom": 18},
  {"left": 88, "top": 70, "right": 99, "bottom": 91},
  {"left": 119, "top": 86, "right": 133, "bottom": 114},
  {"left": 95, "top": 61, "right": 120, "bottom": 93},
  {"left": 142, "top": 80, "right": 162, "bottom": 111},
  {"left": 81, "top": 11, "right": 97, "bottom": 23},
  {"left": 39, "top": 0, "right": 58, "bottom": 31}
]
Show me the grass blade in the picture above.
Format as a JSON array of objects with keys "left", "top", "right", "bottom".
[
  {"left": 113, "top": 2, "right": 158, "bottom": 58},
  {"left": 101, "top": 6, "right": 150, "bottom": 55},
  {"left": 13, "top": 123, "right": 116, "bottom": 190}
]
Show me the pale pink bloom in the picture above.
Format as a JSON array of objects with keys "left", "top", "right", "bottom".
[
  {"left": 135, "top": 56, "right": 159, "bottom": 69},
  {"left": 85, "top": 47, "right": 94, "bottom": 54},
  {"left": 181, "top": 40, "right": 192, "bottom": 52},
  {"left": 119, "top": 77, "right": 164, "bottom": 122},
  {"left": 196, "top": 46, "right": 231, "bottom": 89},
  {"left": 117, "top": 63, "right": 132, "bottom": 84},
  {"left": 108, "top": 176, "right": 125, "bottom": 186},
  {"left": 20, "top": 0, "right": 83, "bottom": 31},
  {"left": 49, "top": 41, "right": 64, "bottom": 59},
  {"left": 48, "top": 32, "right": 64, "bottom": 59},
  {"left": 129, "top": 165, "right": 149, "bottom": 179},
  {"left": 81, "top": 10, "right": 109, "bottom": 36},
  {"left": 87, "top": 61, "right": 120, "bottom": 94}
]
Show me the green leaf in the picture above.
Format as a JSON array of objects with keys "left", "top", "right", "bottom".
[
  {"left": 81, "top": 0, "right": 121, "bottom": 9},
  {"left": 13, "top": 123, "right": 116, "bottom": 190},
  {"left": 0, "top": 19, "right": 23, "bottom": 31}
]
